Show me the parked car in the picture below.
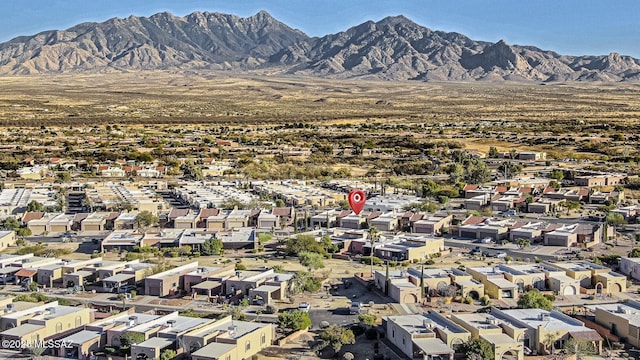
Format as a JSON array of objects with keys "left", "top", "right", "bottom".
[
  {"left": 349, "top": 301, "right": 363, "bottom": 315},
  {"left": 495, "top": 252, "right": 508, "bottom": 258},
  {"left": 298, "top": 302, "right": 311, "bottom": 312}
]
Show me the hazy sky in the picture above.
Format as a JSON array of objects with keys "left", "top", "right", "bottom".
[{"left": 2, "top": 0, "right": 639, "bottom": 57}]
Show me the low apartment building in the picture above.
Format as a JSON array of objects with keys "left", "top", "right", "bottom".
[
  {"left": 458, "top": 217, "right": 511, "bottom": 242},
  {"left": 492, "top": 307, "right": 601, "bottom": 356},
  {"left": 466, "top": 267, "right": 519, "bottom": 301},
  {"left": 0, "top": 303, "right": 94, "bottom": 349},
  {"left": 187, "top": 315, "right": 275, "bottom": 360},
  {"left": 619, "top": 257, "right": 640, "bottom": 281},
  {"left": 365, "top": 235, "right": 444, "bottom": 262},
  {"left": 451, "top": 313, "right": 524, "bottom": 360},
  {"left": 549, "top": 261, "right": 626, "bottom": 294},
  {"left": 594, "top": 301, "right": 640, "bottom": 348},
  {"left": 544, "top": 223, "right": 605, "bottom": 248},
  {"left": 145, "top": 262, "right": 200, "bottom": 297},
  {"left": 384, "top": 314, "right": 457, "bottom": 360},
  {"left": 0, "top": 231, "right": 16, "bottom": 252},
  {"left": 412, "top": 215, "right": 453, "bottom": 235},
  {"left": 131, "top": 313, "right": 212, "bottom": 360}
]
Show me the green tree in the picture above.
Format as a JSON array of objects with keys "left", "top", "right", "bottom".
[
  {"left": 26, "top": 200, "right": 44, "bottom": 212},
  {"left": 120, "top": 331, "right": 145, "bottom": 349},
  {"left": 275, "top": 199, "right": 286, "bottom": 208},
  {"left": 606, "top": 213, "right": 625, "bottom": 226},
  {"left": 286, "top": 235, "right": 324, "bottom": 255},
  {"left": 515, "top": 238, "right": 530, "bottom": 248},
  {"left": 517, "top": 290, "right": 553, "bottom": 311},
  {"left": 358, "top": 313, "right": 377, "bottom": 326},
  {"left": 291, "top": 271, "right": 322, "bottom": 294},
  {"left": 321, "top": 234, "right": 338, "bottom": 253},
  {"left": 278, "top": 310, "right": 311, "bottom": 331},
  {"left": 548, "top": 170, "right": 564, "bottom": 181},
  {"left": 298, "top": 251, "right": 325, "bottom": 271},
  {"left": 1, "top": 217, "right": 21, "bottom": 231},
  {"left": 628, "top": 248, "right": 640, "bottom": 258},
  {"left": 488, "top": 146, "right": 499, "bottom": 158},
  {"left": 160, "top": 349, "right": 177, "bottom": 360},
  {"left": 421, "top": 180, "right": 440, "bottom": 198},
  {"left": 135, "top": 210, "right": 158, "bottom": 229},
  {"left": 458, "top": 338, "right": 494, "bottom": 360},
  {"left": 464, "top": 158, "right": 491, "bottom": 184},
  {"left": 16, "top": 228, "right": 32, "bottom": 237},
  {"left": 319, "top": 324, "right": 356, "bottom": 352},
  {"left": 54, "top": 171, "right": 71, "bottom": 183},
  {"left": 202, "top": 238, "right": 223, "bottom": 256}
]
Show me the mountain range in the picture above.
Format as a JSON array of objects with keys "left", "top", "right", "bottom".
[{"left": 1, "top": 10, "right": 639, "bottom": 82}]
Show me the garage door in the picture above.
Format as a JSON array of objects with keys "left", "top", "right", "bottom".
[{"left": 563, "top": 285, "right": 577, "bottom": 295}]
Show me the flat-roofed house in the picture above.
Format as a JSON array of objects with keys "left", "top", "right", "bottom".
[
  {"left": 187, "top": 315, "right": 275, "bottom": 360},
  {"left": 509, "top": 222, "right": 547, "bottom": 242},
  {"left": 0, "top": 303, "right": 94, "bottom": 348},
  {"left": 131, "top": 313, "right": 212, "bottom": 360},
  {"left": 492, "top": 307, "right": 602, "bottom": 356},
  {"left": 369, "top": 212, "right": 399, "bottom": 232},
  {"left": 0, "top": 231, "right": 16, "bottom": 252},
  {"left": 114, "top": 212, "right": 138, "bottom": 230},
  {"left": 466, "top": 267, "right": 519, "bottom": 301},
  {"left": 412, "top": 215, "right": 453, "bottom": 236},
  {"left": 384, "top": 313, "right": 458, "bottom": 360},
  {"left": 57, "top": 329, "right": 102, "bottom": 359},
  {"left": 620, "top": 257, "right": 640, "bottom": 281},
  {"left": 544, "top": 223, "right": 604, "bottom": 248},
  {"left": 145, "top": 262, "right": 199, "bottom": 297},
  {"left": 80, "top": 212, "right": 109, "bottom": 232},
  {"left": 594, "top": 301, "right": 640, "bottom": 348},
  {"left": 550, "top": 261, "right": 626, "bottom": 293},
  {"left": 450, "top": 312, "right": 524, "bottom": 360},
  {"left": 339, "top": 213, "right": 366, "bottom": 229},
  {"left": 175, "top": 211, "right": 198, "bottom": 229},
  {"left": 458, "top": 217, "right": 511, "bottom": 241},
  {"left": 100, "top": 230, "right": 144, "bottom": 252},
  {"left": 366, "top": 235, "right": 444, "bottom": 262},
  {"left": 183, "top": 265, "right": 236, "bottom": 294},
  {"left": 374, "top": 269, "right": 422, "bottom": 304}
]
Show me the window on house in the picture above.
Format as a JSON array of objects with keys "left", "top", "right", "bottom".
[
  {"left": 402, "top": 337, "right": 405, "bottom": 345},
  {"left": 261, "top": 333, "right": 266, "bottom": 345},
  {"left": 245, "top": 341, "right": 250, "bottom": 351}
]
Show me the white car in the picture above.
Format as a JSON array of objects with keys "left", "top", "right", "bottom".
[
  {"left": 495, "top": 252, "right": 508, "bottom": 258},
  {"left": 298, "top": 302, "right": 311, "bottom": 312}
]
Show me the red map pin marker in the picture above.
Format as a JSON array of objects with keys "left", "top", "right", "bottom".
[{"left": 347, "top": 189, "right": 366, "bottom": 215}]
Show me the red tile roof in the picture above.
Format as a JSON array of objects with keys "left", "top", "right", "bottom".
[
  {"left": 22, "top": 212, "right": 45, "bottom": 223},
  {"left": 199, "top": 208, "right": 220, "bottom": 219},
  {"left": 273, "top": 207, "right": 293, "bottom": 217},
  {"left": 15, "top": 269, "right": 37, "bottom": 277},
  {"left": 463, "top": 184, "right": 478, "bottom": 191},
  {"left": 462, "top": 216, "right": 487, "bottom": 225}
]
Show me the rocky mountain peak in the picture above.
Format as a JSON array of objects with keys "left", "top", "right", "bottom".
[{"left": 0, "top": 10, "right": 638, "bottom": 82}]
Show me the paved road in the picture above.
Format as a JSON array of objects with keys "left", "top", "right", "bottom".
[
  {"left": 444, "top": 239, "right": 561, "bottom": 262},
  {"left": 308, "top": 307, "right": 358, "bottom": 330}
]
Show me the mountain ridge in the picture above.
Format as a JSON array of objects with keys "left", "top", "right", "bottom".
[{"left": 1, "top": 10, "right": 639, "bottom": 82}]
